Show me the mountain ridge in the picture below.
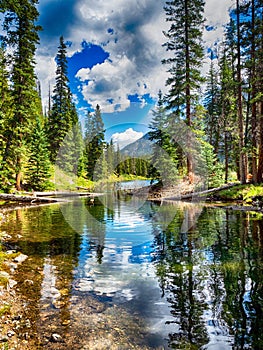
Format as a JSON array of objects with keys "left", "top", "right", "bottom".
[{"left": 121, "top": 132, "right": 153, "bottom": 157}]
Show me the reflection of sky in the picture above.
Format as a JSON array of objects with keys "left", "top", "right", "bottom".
[
  {"left": 72, "top": 197, "right": 174, "bottom": 343},
  {"left": 74, "top": 200, "right": 156, "bottom": 299},
  {"left": 40, "top": 258, "right": 60, "bottom": 302}
]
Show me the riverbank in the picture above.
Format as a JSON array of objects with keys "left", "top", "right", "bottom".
[
  {"left": 1, "top": 184, "right": 263, "bottom": 348},
  {"left": 147, "top": 181, "right": 263, "bottom": 212},
  {"left": 0, "top": 213, "right": 38, "bottom": 349}
]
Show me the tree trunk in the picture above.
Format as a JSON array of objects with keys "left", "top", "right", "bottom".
[
  {"left": 184, "top": 0, "right": 194, "bottom": 184},
  {"left": 224, "top": 130, "right": 229, "bottom": 183},
  {"left": 15, "top": 153, "right": 22, "bottom": 191},
  {"left": 257, "top": 102, "right": 263, "bottom": 183},
  {"left": 236, "top": 0, "right": 247, "bottom": 184},
  {"left": 251, "top": 0, "right": 258, "bottom": 183},
  {"left": 256, "top": 6, "right": 263, "bottom": 183}
]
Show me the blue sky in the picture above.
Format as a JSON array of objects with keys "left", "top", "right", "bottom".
[{"left": 35, "top": 0, "right": 233, "bottom": 147}]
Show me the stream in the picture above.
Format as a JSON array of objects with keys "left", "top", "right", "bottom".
[{"left": 1, "top": 186, "right": 263, "bottom": 349}]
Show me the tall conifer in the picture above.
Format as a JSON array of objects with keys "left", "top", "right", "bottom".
[
  {"left": 1, "top": 0, "right": 41, "bottom": 190},
  {"left": 84, "top": 105, "right": 105, "bottom": 179},
  {"left": 26, "top": 118, "right": 52, "bottom": 190},
  {"left": 163, "top": 0, "right": 205, "bottom": 182},
  {"left": 47, "top": 36, "right": 77, "bottom": 162}
]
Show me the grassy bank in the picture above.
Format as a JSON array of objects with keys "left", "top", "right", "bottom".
[
  {"left": 54, "top": 167, "right": 149, "bottom": 192},
  {"left": 207, "top": 184, "right": 263, "bottom": 204}
]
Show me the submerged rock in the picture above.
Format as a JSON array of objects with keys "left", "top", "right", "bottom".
[
  {"left": 14, "top": 253, "right": 28, "bottom": 264},
  {"left": 8, "top": 279, "right": 17, "bottom": 289},
  {"left": 50, "top": 333, "right": 63, "bottom": 343}
]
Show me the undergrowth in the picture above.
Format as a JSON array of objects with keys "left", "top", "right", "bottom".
[{"left": 213, "top": 184, "right": 263, "bottom": 203}]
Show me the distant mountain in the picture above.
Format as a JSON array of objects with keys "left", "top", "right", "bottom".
[{"left": 121, "top": 132, "right": 153, "bottom": 157}]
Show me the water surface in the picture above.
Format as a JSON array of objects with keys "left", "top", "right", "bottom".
[{"left": 1, "top": 193, "right": 263, "bottom": 349}]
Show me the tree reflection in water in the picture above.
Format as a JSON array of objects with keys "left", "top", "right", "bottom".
[
  {"left": 153, "top": 204, "right": 263, "bottom": 349},
  {"left": 2, "top": 197, "right": 263, "bottom": 349}
]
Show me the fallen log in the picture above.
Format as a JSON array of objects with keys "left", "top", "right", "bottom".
[
  {"left": 0, "top": 193, "right": 60, "bottom": 203},
  {"left": 76, "top": 186, "right": 91, "bottom": 191},
  {"left": 35, "top": 191, "right": 102, "bottom": 197},
  {"left": 163, "top": 183, "right": 239, "bottom": 201}
]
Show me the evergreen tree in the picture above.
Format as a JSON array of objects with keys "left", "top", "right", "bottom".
[
  {"left": 149, "top": 91, "right": 178, "bottom": 184},
  {"left": 0, "top": 45, "right": 11, "bottom": 139},
  {"left": 1, "top": 0, "right": 42, "bottom": 190},
  {"left": 236, "top": 0, "right": 247, "bottom": 184},
  {"left": 115, "top": 144, "right": 124, "bottom": 175},
  {"left": 84, "top": 105, "right": 105, "bottom": 179},
  {"left": 93, "top": 147, "right": 108, "bottom": 182},
  {"left": 56, "top": 121, "right": 83, "bottom": 175},
  {"left": 106, "top": 139, "right": 115, "bottom": 176},
  {"left": 47, "top": 36, "right": 77, "bottom": 162},
  {"left": 203, "top": 51, "right": 221, "bottom": 154},
  {"left": 0, "top": 45, "right": 14, "bottom": 190},
  {"left": 26, "top": 118, "right": 52, "bottom": 191},
  {"left": 253, "top": 0, "right": 263, "bottom": 182},
  {"left": 218, "top": 47, "right": 237, "bottom": 183},
  {"left": 163, "top": 0, "right": 205, "bottom": 182}
]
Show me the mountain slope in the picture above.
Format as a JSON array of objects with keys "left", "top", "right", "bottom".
[{"left": 121, "top": 132, "right": 153, "bottom": 157}]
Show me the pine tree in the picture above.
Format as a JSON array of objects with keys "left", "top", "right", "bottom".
[
  {"left": 203, "top": 52, "right": 221, "bottom": 154},
  {"left": 236, "top": 0, "right": 247, "bottom": 184},
  {"left": 1, "top": 0, "right": 42, "bottom": 190},
  {"left": 0, "top": 45, "right": 10, "bottom": 152},
  {"left": 0, "top": 45, "right": 14, "bottom": 190},
  {"left": 93, "top": 147, "right": 108, "bottom": 182},
  {"left": 26, "top": 118, "right": 52, "bottom": 191},
  {"left": 0, "top": 45, "right": 12, "bottom": 137},
  {"left": 106, "top": 139, "right": 115, "bottom": 176},
  {"left": 115, "top": 144, "right": 123, "bottom": 175},
  {"left": 84, "top": 105, "right": 105, "bottom": 179},
  {"left": 149, "top": 91, "right": 178, "bottom": 184},
  {"left": 163, "top": 0, "right": 205, "bottom": 182},
  {"left": 218, "top": 48, "right": 237, "bottom": 183},
  {"left": 47, "top": 36, "right": 77, "bottom": 162},
  {"left": 56, "top": 121, "right": 83, "bottom": 175},
  {"left": 254, "top": 0, "right": 263, "bottom": 183}
]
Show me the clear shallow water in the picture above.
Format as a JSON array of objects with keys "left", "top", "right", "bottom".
[{"left": 1, "top": 191, "right": 263, "bottom": 349}]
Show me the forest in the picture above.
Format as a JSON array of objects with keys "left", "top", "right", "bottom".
[{"left": 0, "top": 0, "right": 262, "bottom": 193}]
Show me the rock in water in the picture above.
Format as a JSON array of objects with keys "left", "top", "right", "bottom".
[
  {"left": 51, "top": 333, "right": 63, "bottom": 343},
  {"left": 14, "top": 254, "right": 28, "bottom": 264}
]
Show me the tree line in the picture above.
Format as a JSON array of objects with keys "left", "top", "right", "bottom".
[
  {"left": 0, "top": 0, "right": 262, "bottom": 192},
  {"left": 156, "top": 0, "right": 263, "bottom": 186},
  {"left": 0, "top": 1, "right": 150, "bottom": 192}
]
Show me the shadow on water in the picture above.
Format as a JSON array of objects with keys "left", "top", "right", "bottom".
[{"left": 1, "top": 194, "right": 263, "bottom": 349}]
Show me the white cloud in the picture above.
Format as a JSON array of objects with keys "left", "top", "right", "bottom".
[
  {"left": 203, "top": 0, "right": 233, "bottom": 50},
  {"left": 76, "top": 56, "right": 151, "bottom": 113},
  {"left": 36, "top": 0, "right": 233, "bottom": 114},
  {"left": 111, "top": 128, "right": 143, "bottom": 149},
  {"left": 35, "top": 50, "right": 56, "bottom": 113}
]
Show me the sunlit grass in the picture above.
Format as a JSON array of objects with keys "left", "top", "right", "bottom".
[
  {"left": 213, "top": 184, "right": 263, "bottom": 203},
  {"left": 53, "top": 166, "right": 149, "bottom": 192},
  {"left": 0, "top": 304, "right": 11, "bottom": 317}
]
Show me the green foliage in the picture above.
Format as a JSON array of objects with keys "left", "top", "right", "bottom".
[
  {"left": 0, "top": 304, "right": 11, "bottom": 317},
  {"left": 203, "top": 53, "right": 221, "bottom": 151},
  {"left": 56, "top": 122, "right": 83, "bottom": 175},
  {"left": 47, "top": 36, "right": 78, "bottom": 163},
  {"left": 210, "top": 184, "right": 263, "bottom": 203},
  {"left": 84, "top": 105, "right": 105, "bottom": 179},
  {"left": 0, "top": 0, "right": 42, "bottom": 190},
  {"left": 163, "top": 0, "right": 205, "bottom": 114},
  {"left": 54, "top": 166, "right": 94, "bottom": 191},
  {"left": 199, "top": 139, "right": 225, "bottom": 188},
  {"left": 148, "top": 91, "right": 178, "bottom": 184},
  {"left": 93, "top": 148, "right": 108, "bottom": 181},
  {"left": 26, "top": 119, "right": 53, "bottom": 191}
]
